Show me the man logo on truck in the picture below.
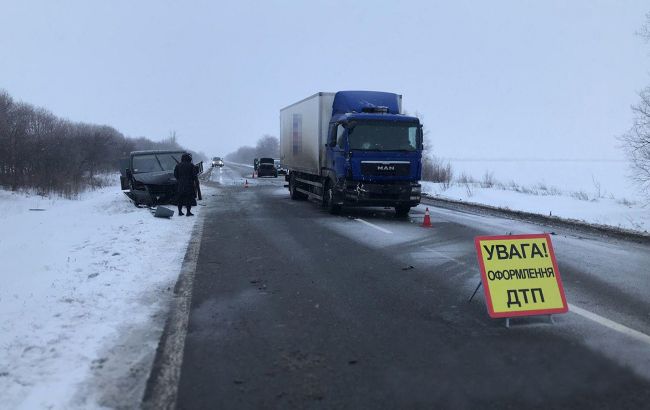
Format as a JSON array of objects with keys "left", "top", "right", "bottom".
[{"left": 377, "top": 165, "right": 396, "bottom": 171}]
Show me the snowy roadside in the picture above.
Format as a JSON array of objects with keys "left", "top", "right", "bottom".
[
  {"left": 0, "top": 181, "right": 211, "bottom": 409},
  {"left": 421, "top": 181, "right": 649, "bottom": 234}
]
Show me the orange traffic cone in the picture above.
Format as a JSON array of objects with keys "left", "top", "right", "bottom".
[
  {"left": 244, "top": 179, "right": 249, "bottom": 188},
  {"left": 421, "top": 207, "right": 432, "bottom": 228}
]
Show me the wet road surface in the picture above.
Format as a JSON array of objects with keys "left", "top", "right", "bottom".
[{"left": 165, "top": 163, "right": 650, "bottom": 409}]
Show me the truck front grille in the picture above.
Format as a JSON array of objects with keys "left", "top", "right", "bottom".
[{"left": 360, "top": 162, "right": 410, "bottom": 177}]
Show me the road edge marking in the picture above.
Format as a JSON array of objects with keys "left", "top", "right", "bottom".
[
  {"left": 569, "top": 303, "right": 650, "bottom": 346},
  {"left": 355, "top": 218, "right": 393, "bottom": 234},
  {"left": 141, "top": 211, "right": 205, "bottom": 409}
]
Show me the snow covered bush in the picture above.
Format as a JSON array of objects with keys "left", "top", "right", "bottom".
[{"left": 422, "top": 155, "right": 453, "bottom": 188}]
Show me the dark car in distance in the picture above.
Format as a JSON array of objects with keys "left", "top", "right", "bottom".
[
  {"left": 257, "top": 157, "right": 278, "bottom": 178},
  {"left": 274, "top": 159, "right": 287, "bottom": 175}
]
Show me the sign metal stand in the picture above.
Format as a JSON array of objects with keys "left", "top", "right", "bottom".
[
  {"left": 504, "top": 314, "right": 554, "bottom": 329},
  {"left": 468, "top": 281, "right": 482, "bottom": 303}
]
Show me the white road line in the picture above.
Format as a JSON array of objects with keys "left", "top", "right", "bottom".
[
  {"left": 569, "top": 303, "right": 650, "bottom": 346},
  {"left": 355, "top": 218, "right": 393, "bottom": 234}
]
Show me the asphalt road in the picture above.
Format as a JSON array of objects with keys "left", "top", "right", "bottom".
[{"left": 164, "top": 163, "right": 650, "bottom": 409}]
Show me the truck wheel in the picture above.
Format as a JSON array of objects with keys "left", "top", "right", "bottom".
[
  {"left": 325, "top": 185, "right": 342, "bottom": 215},
  {"left": 289, "top": 175, "right": 306, "bottom": 200},
  {"left": 395, "top": 204, "right": 410, "bottom": 217}
]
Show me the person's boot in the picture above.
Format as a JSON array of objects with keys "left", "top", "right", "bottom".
[
  {"left": 186, "top": 206, "right": 194, "bottom": 216},
  {"left": 177, "top": 206, "right": 184, "bottom": 216}
]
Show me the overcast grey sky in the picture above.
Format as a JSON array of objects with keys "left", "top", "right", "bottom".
[{"left": 1, "top": 0, "right": 648, "bottom": 159}]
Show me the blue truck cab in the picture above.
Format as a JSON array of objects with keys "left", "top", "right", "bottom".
[{"left": 280, "top": 91, "right": 423, "bottom": 216}]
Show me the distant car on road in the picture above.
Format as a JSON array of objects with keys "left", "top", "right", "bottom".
[
  {"left": 120, "top": 150, "right": 203, "bottom": 206},
  {"left": 274, "top": 159, "right": 287, "bottom": 175},
  {"left": 212, "top": 157, "right": 224, "bottom": 167},
  {"left": 257, "top": 157, "right": 278, "bottom": 178}
]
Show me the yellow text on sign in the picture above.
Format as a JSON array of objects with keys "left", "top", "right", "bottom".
[{"left": 475, "top": 235, "right": 568, "bottom": 317}]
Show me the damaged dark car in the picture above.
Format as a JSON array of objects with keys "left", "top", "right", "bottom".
[{"left": 120, "top": 150, "right": 203, "bottom": 206}]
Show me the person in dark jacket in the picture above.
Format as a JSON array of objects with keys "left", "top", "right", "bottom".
[{"left": 174, "top": 153, "right": 199, "bottom": 216}]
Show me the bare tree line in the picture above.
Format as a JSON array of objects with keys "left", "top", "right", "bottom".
[
  {"left": 0, "top": 90, "right": 203, "bottom": 197},
  {"left": 225, "top": 134, "right": 279, "bottom": 164}
]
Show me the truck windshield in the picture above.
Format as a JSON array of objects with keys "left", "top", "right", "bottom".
[
  {"left": 348, "top": 122, "right": 420, "bottom": 151},
  {"left": 132, "top": 153, "right": 182, "bottom": 173}
]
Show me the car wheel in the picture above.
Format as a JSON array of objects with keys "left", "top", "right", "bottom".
[{"left": 395, "top": 204, "right": 410, "bottom": 217}]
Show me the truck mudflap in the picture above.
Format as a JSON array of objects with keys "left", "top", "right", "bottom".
[{"left": 341, "top": 182, "right": 421, "bottom": 206}]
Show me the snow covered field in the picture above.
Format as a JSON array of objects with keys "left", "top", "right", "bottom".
[
  {"left": 422, "top": 159, "right": 649, "bottom": 233},
  {"left": 440, "top": 158, "right": 640, "bottom": 200},
  {"left": 0, "top": 182, "right": 207, "bottom": 409}
]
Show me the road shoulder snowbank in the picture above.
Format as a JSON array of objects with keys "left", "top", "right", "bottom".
[
  {"left": 0, "top": 183, "right": 208, "bottom": 409},
  {"left": 422, "top": 181, "right": 649, "bottom": 234}
]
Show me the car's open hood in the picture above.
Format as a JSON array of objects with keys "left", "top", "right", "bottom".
[{"left": 133, "top": 171, "right": 176, "bottom": 185}]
